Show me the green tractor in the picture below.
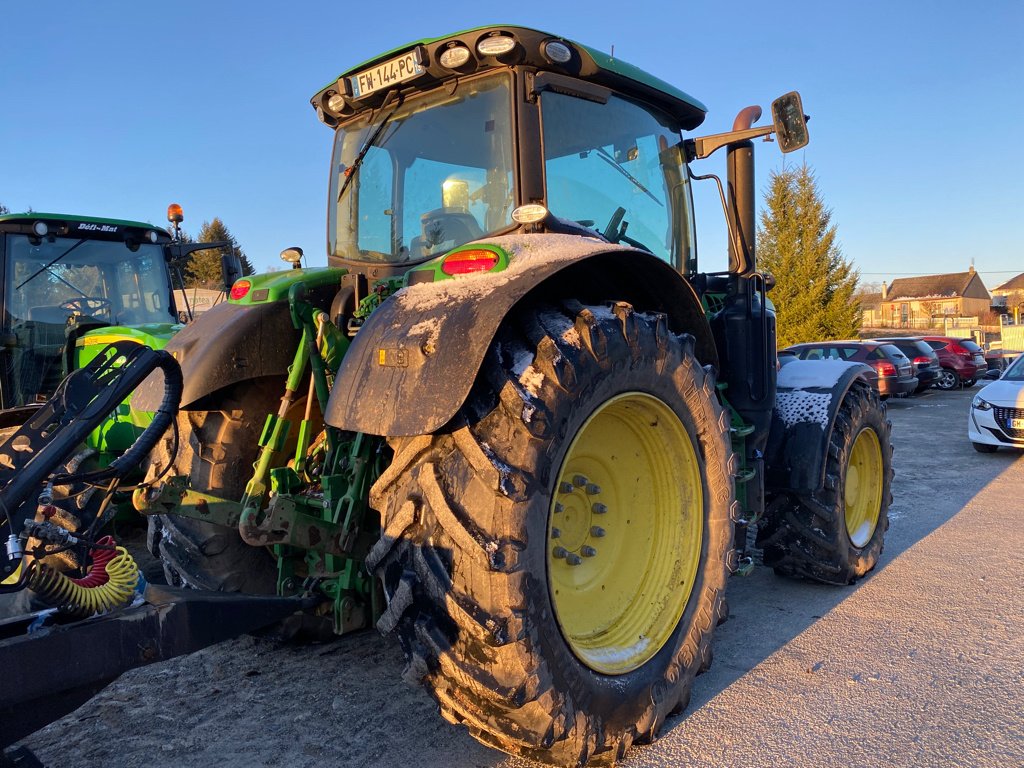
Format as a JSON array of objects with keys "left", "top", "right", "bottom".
[
  {"left": 0, "top": 208, "right": 238, "bottom": 447},
  {"left": 137, "top": 26, "right": 892, "bottom": 766}
]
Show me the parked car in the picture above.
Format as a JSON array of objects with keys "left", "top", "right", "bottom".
[
  {"left": 870, "top": 337, "right": 942, "bottom": 393},
  {"left": 968, "top": 352, "right": 1024, "bottom": 452},
  {"left": 919, "top": 336, "right": 986, "bottom": 390},
  {"left": 784, "top": 340, "right": 918, "bottom": 398},
  {"left": 984, "top": 348, "right": 1022, "bottom": 376}
]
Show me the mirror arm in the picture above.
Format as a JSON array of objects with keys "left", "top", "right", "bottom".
[{"left": 689, "top": 125, "right": 775, "bottom": 161}]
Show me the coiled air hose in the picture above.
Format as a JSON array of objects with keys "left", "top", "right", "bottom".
[{"left": 25, "top": 535, "right": 139, "bottom": 616}]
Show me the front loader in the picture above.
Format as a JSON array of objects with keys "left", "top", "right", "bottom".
[{"left": 133, "top": 25, "right": 892, "bottom": 766}]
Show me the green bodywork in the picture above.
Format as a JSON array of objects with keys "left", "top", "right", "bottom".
[
  {"left": 76, "top": 324, "right": 179, "bottom": 456},
  {"left": 0, "top": 212, "right": 167, "bottom": 236},
  {"left": 227, "top": 266, "right": 346, "bottom": 306}
]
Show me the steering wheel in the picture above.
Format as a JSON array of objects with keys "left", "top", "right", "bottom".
[
  {"left": 60, "top": 297, "right": 112, "bottom": 317},
  {"left": 602, "top": 207, "right": 627, "bottom": 243}
]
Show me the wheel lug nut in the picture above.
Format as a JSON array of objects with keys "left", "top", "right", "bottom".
[
  {"left": 590, "top": 526, "right": 606, "bottom": 538},
  {"left": 559, "top": 482, "right": 574, "bottom": 494},
  {"left": 552, "top": 546, "right": 568, "bottom": 559},
  {"left": 572, "top": 474, "right": 588, "bottom": 487},
  {"left": 585, "top": 483, "right": 601, "bottom": 495},
  {"left": 554, "top": 502, "right": 564, "bottom": 514},
  {"left": 566, "top": 553, "right": 582, "bottom": 566},
  {"left": 592, "top": 503, "right": 608, "bottom": 514},
  {"left": 581, "top": 545, "right": 597, "bottom": 557},
  {"left": 551, "top": 527, "right": 561, "bottom": 539}
]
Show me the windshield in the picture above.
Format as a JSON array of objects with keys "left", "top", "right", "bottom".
[
  {"left": 540, "top": 89, "right": 692, "bottom": 269},
  {"left": 3, "top": 234, "right": 174, "bottom": 407},
  {"left": 328, "top": 73, "right": 515, "bottom": 264},
  {"left": 1002, "top": 353, "right": 1024, "bottom": 381},
  {"left": 7, "top": 235, "right": 174, "bottom": 327}
]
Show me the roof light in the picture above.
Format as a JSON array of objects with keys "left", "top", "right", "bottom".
[
  {"left": 477, "top": 35, "right": 516, "bottom": 56},
  {"left": 511, "top": 204, "right": 548, "bottom": 223},
  {"left": 32, "top": 221, "right": 48, "bottom": 237},
  {"left": 167, "top": 203, "right": 184, "bottom": 224},
  {"left": 280, "top": 246, "right": 303, "bottom": 267},
  {"left": 544, "top": 41, "right": 573, "bottom": 64},
  {"left": 146, "top": 230, "right": 159, "bottom": 243},
  {"left": 441, "top": 248, "right": 499, "bottom": 276},
  {"left": 439, "top": 44, "right": 471, "bottom": 69},
  {"left": 327, "top": 92, "right": 346, "bottom": 113},
  {"left": 230, "top": 280, "right": 252, "bottom": 300}
]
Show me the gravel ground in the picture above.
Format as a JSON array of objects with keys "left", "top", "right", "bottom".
[{"left": 17, "top": 385, "right": 1024, "bottom": 767}]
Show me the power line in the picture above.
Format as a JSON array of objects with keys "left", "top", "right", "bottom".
[{"left": 859, "top": 270, "right": 1021, "bottom": 276}]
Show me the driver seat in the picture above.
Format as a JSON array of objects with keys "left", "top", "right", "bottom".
[{"left": 409, "top": 208, "right": 483, "bottom": 258}]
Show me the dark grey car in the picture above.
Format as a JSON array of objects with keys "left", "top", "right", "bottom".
[{"left": 784, "top": 340, "right": 918, "bottom": 398}]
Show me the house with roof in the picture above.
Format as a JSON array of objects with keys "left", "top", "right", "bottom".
[
  {"left": 879, "top": 266, "right": 990, "bottom": 327},
  {"left": 992, "top": 272, "right": 1024, "bottom": 314}
]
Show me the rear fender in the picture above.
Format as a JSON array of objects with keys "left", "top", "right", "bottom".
[
  {"left": 765, "top": 359, "right": 874, "bottom": 493},
  {"left": 324, "top": 233, "right": 716, "bottom": 437},
  {"left": 132, "top": 301, "right": 300, "bottom": 411}
]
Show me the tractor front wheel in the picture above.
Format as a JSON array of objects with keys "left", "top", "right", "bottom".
[
  {"left": 758, "top": 380, "right": 893, "bottom": 584},
  {"left": 368, "top": 302, "right": 735, "bottom": 766}
]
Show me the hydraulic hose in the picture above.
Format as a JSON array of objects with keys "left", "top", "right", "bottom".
[
  {"left": 25, "top": 535, "right": 139, "bottom": 616},
  {"left": 53, "top": 346, "right": 183, "bottom": 485}
]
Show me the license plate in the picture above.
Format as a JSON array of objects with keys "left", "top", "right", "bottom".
[
  {"left": 1009, "top": 418, "right": 1024, "bottom": 430},
  {"left": 974, "top": 355, "right": 985, "bottom": 364},
  {"left": 349, "top": 51, "right": 424, "bottom": 98}
]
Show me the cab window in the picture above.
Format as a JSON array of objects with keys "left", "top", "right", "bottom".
[{"left": 540, "top": 89, "right": 691, "bottom": 267}]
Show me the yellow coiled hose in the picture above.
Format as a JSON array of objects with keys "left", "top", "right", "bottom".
[{"left": 26, "top": 537, "right": 139, "bottom": 616}]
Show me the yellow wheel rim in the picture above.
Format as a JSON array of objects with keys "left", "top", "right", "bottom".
[
  {"left": 547, "top": 392, "right": 703, "bottom": 675},
  {"left": 844, "top": 427, "right": 883, "bottom": 548}
]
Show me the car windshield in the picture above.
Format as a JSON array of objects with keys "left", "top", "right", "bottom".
[
  {"left": 6, "top": 234, "right": 174, "bottom": 327},
  {"left": 328, "top": 72, "right": 515, "bottom": 264},
  {"left": 1002, "top": 354, "right": 1024, "bottom": 381}
]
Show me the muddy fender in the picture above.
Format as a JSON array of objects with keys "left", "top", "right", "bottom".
[
  {"left": 764, "top": 359, "right": 874, "bottom": 493},
  {"left": 133, "top": 301, "right": 299, "bottom": 411},
  {"left": 324, "top": 233, "right": 716, "bottom": 436}
]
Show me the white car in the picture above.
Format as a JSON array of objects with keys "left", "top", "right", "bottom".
[{"left": 968, "top": 354, "right": 1024, "bottom": 452}]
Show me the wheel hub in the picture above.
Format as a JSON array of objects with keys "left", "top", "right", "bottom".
[
  {"left": 547, "top": 392, "right": 703, "bottom": 675},
  {"left": 844, "top": 427, "right": 883, "bottom": 548}
]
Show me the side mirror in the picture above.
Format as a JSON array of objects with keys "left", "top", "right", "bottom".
[
  {"left": 984, "top": 368, "right": 1001, "bottom": 380},
  {"left": 221, "top": 250, "right": 243, "bottom": 290},
  {"left": 772, "top": 91, "right": 809, "bottom": 153}
]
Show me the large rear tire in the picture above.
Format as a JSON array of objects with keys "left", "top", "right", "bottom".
[
  {"left": 758, "top": 380, "right": 892, "bottom": 584},
  {"left": 368, "top": 302, "right": 736, "bottom": 766},
  {"left": 144, "top": 380, "right": 284, "bottom": 593}
]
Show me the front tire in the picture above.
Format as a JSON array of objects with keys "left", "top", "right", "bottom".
[
  {"left": 368, "top": 302, "right": 735, "bottom": 766},
  {"left": 758, "top": 380, "right": 893, "bottom": 585}
]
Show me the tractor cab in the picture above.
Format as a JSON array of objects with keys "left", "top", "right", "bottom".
[
  {"left": 0, "top": 214, "right": 179, "bottom": 414},
  {"left": 313, "top": 26, "right": 709, "bottom": 278}
]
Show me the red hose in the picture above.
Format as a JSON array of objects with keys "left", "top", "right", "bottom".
[{"left": 70, "top": 536, "right": 116, "bottom": 588}]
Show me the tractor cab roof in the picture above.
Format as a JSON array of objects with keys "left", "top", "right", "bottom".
[
  {"left": 0, "top": 212, "right": 170, "bottom": 243},
  {"left": 312, "top": 25, "right": 707, "bottom": 131}
]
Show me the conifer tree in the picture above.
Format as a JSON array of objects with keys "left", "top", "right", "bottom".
[
  {"left": 185, "top": 218, "right": 254, "bottom": 288},
  {"left": 757, "top": 164, "right": 860, "bottom": 347},
  {"left": 0, "top": 204, "right": 9, "bottom": 215}
]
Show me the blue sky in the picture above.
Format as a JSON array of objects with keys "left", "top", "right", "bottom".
[{"left": 1, "top": 1, "right": 1021, "bottom": 289}]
